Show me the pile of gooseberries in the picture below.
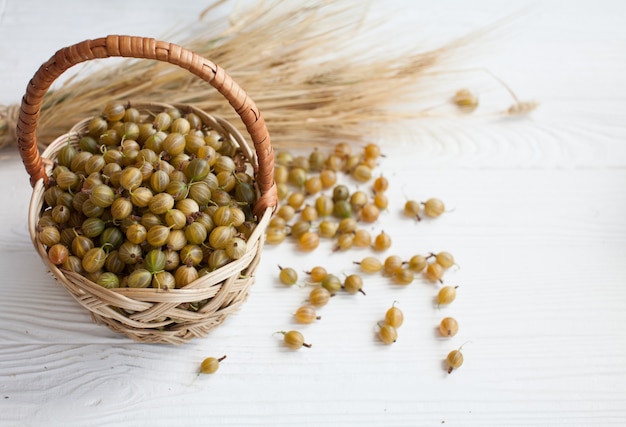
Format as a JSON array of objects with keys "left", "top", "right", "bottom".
[
  {"left": 269, "top": 141, "right": 468, "bottom": 373},
  {"left": 265, "top": 142, "right": 392, "bottom": 252},
  {"left": 36, "top": 101, "right": 260, "bottom": 313}
]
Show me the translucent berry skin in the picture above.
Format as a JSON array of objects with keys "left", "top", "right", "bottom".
[
  {"left": 356, "top": 256, "right": 383, "bottom": 274},
  {"left": 384, "top": 306, "right": 404, "bottom": 328},
  {"left": 364, "top": 143, "right": 382, "bottom": 160},
  {"left": 282, "top": 330, "right": 311, "bottom": 350},
  {"left": 378, "top": 324, "right": 398, "bottom": 345},
  {"left": 437, "top": 286, "right": 457, "bottom": 305},
  {"left": 48, "top": 243, "right": 69, "bottom": 265},
  {"left": 225, "top": 237, "right": 247, "bottom": 260},
  {"left": 307, "top": 266, "right": 328, "bottom": 283},
  {"left": 435, "top": 251, "right": 455, "bottom": 269},
  {"left": 446, "top": 350, "right": 464, "bottom": 373},
  {"left": 408, "top": 255, "right": 427, "bottom": 273},
  {"left": 294, "top": 305, "right": 319, "bottom": 324},
  {"left": 391, "top": 268, "right": 414, "bottom": 285},
  {"left": 403, "top": 200, "right": 422, "bottom": 220},
  {"left": 351, "top": 164, "right": 372, "bottom": 182},
  {"left": 424, "top": 262, "right": 444, "bottom": 283},
  {"left": 424, "top": 198, "right": 445, "bottom": 218},
  {"left": 279, "top": 266, "right": 298, "bottom": 286},
  {"left": 298, "top": 231, "right": 320, "bottom": 251},
  {"left": 200, "top": 355, "right": 226, "bottom": 374},
  {"left": 265, "top": 227, "right": 287, "bottom": 245},
  {"left": 39, "top": 226, "right": 61, "bottom": 247},
  {"left": 373, "top": 175, "right": 389, "bottom": 193},
  {"left": 82, "top": 247, "right": 106, "bottom": 273},
  {"left": 383, "top": 255, "right": 404, "bottom": 275},
  {"left": 309, "top": 287, "right": 331, "bottom": 307},
  {"left": 372, "top": 231, "right": 392, "bottom": 252},
  {"left": 343, "top": 274, "right": 365, "bottom": 295},
  {"left": 321, "top": 274, "right": 342, "bottom": 293},
  {"left": 353, "top": 229, "right": 372, "bottom": 248},
  {"left": 439, "top": 317, "right": 459, "bottom": 337}
]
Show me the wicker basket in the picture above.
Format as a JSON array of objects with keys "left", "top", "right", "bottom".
[{"left": 16, "top": 35, "right": 277, "bottom": 345}]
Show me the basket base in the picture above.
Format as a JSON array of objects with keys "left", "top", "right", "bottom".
[{"left": 91, "top": 311, "right": 232, "bottom": 345}]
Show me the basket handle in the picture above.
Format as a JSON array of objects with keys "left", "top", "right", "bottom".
[{"left": 16, "top": 35, "right": 276, "bottom": 216}]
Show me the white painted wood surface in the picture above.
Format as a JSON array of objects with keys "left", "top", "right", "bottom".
[{"left": 1, "top": 1, "right": 626, "bottom": 426}]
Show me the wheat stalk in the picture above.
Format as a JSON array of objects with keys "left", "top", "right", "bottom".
[{"left": 0, "top": 0, "right": 532, "bottom": 152}]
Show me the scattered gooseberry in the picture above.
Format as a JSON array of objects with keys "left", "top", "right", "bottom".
[{"left": 199, "top": 355, "right": 227, "bottom": 374}]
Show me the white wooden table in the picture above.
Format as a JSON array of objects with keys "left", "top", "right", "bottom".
[{"left": 1, "top": 1, "right": 625, "bottom": 426}]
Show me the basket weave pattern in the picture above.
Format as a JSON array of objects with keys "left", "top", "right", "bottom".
[{"left": 17, "top": 36, "right": 277, "bottom": 344}]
